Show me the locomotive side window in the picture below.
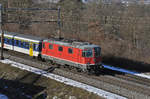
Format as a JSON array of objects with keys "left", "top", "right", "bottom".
[
  {"left": 49, "top": 44, "right": 53, "bottom": 49},
  {"left": 58, "top": 46, "right": 63, "bottom": 51},
  {"left": 42, "top": 43, "right": 45, "bottom": 48},
  {"left": 68, "top": 48, "right": 73, "bottom": 54}
]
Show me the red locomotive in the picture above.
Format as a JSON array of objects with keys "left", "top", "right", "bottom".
[{"left": 41, "top": 38, "right": 103, "bottom": 73}]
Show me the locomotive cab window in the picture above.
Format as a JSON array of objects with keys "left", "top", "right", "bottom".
[
  {"left": 82, "top": 50, "right": 93, "bottom": 57},
  {"left": 68, "top": 48, "right": 73, "bottom": 54},
  {"left": 58, "top": 46, "right": 63, "bottom": 52},
  {"left": 49, "top": 44, "right": 53, "bottom": 49},
  {"left": 94, "top": 47, "right": 101, "bottom": 57}
]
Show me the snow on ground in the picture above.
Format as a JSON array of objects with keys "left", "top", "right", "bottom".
[
  {"left": 103, "top": 64, "right": 150, "bottom": 79},
  {"left": 0, "top": 59, "right": 127, "bottom": 99},
  {"left": 0, "top": 94, "right": 8, "bottom": 99}
]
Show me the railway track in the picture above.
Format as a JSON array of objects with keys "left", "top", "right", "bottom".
[
  {"left": 115, "top": 73, "right": 150, "bottom": 88},
  {"left": 2, "top": 50, "right": 150, "bottom": 99}
]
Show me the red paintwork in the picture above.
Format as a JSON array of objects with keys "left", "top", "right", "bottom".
[{"left": 42, "top": 41, "right": 102, "bottom": 65}]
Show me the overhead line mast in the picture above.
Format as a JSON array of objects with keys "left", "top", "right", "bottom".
[{"left": 0, "top": 4, "right": 4, "bottom": 60}]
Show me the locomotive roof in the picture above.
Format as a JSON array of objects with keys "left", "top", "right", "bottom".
[
  {"left": 0, "top": 31, "right": 43, "bottom": 43},
  {"left": 43, "top": 38, "right": 100, "bottom": 49}
]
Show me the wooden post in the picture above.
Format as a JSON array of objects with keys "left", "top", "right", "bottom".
[{"left": 0, "top": 4, "right": 4, "bottom": 60}]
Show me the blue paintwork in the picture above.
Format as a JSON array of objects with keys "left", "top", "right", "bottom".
[{"left": 3, "top": 37, "right": 40, "bottom": 52}]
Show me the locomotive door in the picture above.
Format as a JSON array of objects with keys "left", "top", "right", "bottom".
[{"left": 29, "top": 43, "right": 33, "bottom": 56}]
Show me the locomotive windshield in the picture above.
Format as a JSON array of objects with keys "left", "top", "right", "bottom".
[
  {"left": 82, "top": 50, "right": 93, "bottom": 57},
  {"left": 94, "top": 47, "right": 101, "bottom": 57}
]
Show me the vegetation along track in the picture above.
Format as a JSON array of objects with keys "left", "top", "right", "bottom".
[{"left": 1, "top": 50, "right": 150, "bottom": 99}]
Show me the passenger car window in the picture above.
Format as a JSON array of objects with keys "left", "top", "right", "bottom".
[
  {"left": 14, "top": 40, "right": 19, "bottom": 46},
  {"left": 9, "top": 39, "right": 12, "bottom": 45},
  {"left": 34, "top": 44, "right": 39, "bottom": 51},
  {"left": 7, "top": 39, "right": 9, "bottom": 44},
  {"left": 16, "top": 40, "right": 19, "bottom": 46},
  {"left": 4, "top": 38, "right": 8, "bottom": 43},
  {"left": 25, "top": 42, "right": 29, "bottom": 49},
  {"left": 20, "top": 41, "right": 23, "bottom": 47}
]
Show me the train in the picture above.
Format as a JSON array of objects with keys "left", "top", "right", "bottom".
[{"left": 0, "top": 31, "right": 103, "bottom": 73}]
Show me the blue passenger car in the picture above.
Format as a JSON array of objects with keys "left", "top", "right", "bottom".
[{"left": 0, "top": 31, "right": 43, "bottom": 57}]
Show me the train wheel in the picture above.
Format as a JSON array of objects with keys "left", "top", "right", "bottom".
[
  {"left": 76, "top": 68, "right": 82, "bottom": 72},
  {"left": 63, "top": 64, "right": 67, "bottom": 68},
  {"left": 56, "top": 64, "right": 61, "bottom": 68},
  {"left": 42, "top": 58, "right": 46, "bottom": 62},
  {"left": 88, "top": 69, "right": 95, "bottom": 75},
  {"left": 63, "top": 65, "right": 66, "bottom": 68},
  {"left": 95, "top": 70, "right": 100, "bottom": 76},
  {"left": 70, "top": 66, "right": 74, "bottom": 70},
  {"left": 68, "top": 66, "right": 73, "bottom": 70},
  {"left": 49, "top": 60, "right": 55, "bottom": 65}
]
